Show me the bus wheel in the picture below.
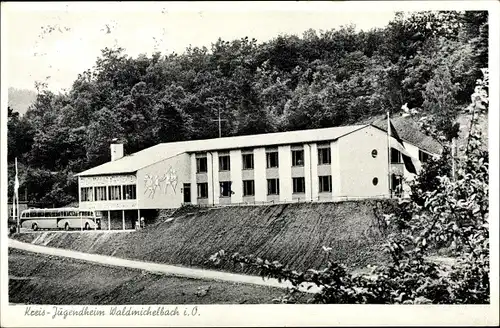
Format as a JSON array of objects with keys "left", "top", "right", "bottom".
[
  {"left": 85, "top": 223, "right": 90, "bottom": 230},
  {"left": 32, "top": 223, "right": 38, "bottom": 231},
  {"left": 65, "top": 223, "right": 70, "bottom": 231}
]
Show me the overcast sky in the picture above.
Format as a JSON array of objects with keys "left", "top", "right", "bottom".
[{"left": 1, "top": 2, "right": 403, "bottom": 92}]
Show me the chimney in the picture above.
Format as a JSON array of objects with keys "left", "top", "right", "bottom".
[{"left": 110, "top": 143, "right": 124, "bottom": 161}]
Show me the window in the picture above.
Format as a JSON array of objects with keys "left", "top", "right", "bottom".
[
  {"left": 197, "top": 183, "right": 208, "bottom": 199},
  {"left": 220, "top": 181, "right": 232, "bottom": 197},
  {"left": 293, "top": 177, "right": 305, "bottom": 193},
  {"left": 419, "top": 150, "right": 430, "bottom": 163},
  {"left": 219, "top": 154, "right": 230, "bottom": 171},
  {"left": 391, "top": 174, "right": 403, "bottom": 197},
  {"left": 372, "top": 149, "right": 378, "bottom": 158},
  {"left": 292, "top": 149, "right": 304, "bottom": 166},
  {"left": 266, "top": 151, "right": 279, "bottom": 168},
  {"left": 267, "top": 178, "right": 280, "bottom": 195},
  {"left": 318, "top": 147, "right": 331, "bottom": 165},
  {"left": 108, "top": 185, "right": 122, "bottom": 200},
  {"left": 123, "top": 185, "right": 136, "bottom": 200},
  {"left": 94, "top": 186, "right": 107, "bottom": 201},
  {"left": 372, "top": 177, "right": 379, "bottom": 186},
  {"left": 80, "top": 187, "right": 93, "bottom": 202},
  {"left": 390, "top": 148, "right": 401, "bottom": 164},
  {"left": 242, "top": 153, "right": 254, "bottom": 170},
  {"left": 243, "top": 180, "right": 255, "bottom": 196},
  {"left": 319, "top": 175, "right": 332, "bottom": 192},
  {"left": 196, "top": 157, "right": 208, "bottom": 173}
]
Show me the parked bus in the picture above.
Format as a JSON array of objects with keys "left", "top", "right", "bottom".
[{"left": 20, "top": 208, "right": 102, "bottom": 231}]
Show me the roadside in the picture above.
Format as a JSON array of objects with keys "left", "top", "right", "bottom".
[
  {"left": 8, "top": 238, "right": 319, "bottom": 293},
  {"left": 9, "top": 248, "right": 302, "bottom": 304}
]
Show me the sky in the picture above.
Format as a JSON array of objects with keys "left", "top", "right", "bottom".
[{"left": 3, "top": 2, "right": 398, "bottom": 93}]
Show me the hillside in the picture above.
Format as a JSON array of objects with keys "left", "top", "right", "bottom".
[
  {"left": 9, "top": 248, "right": 291, "bottom": 304},
  {"left": 14, "top": 200, "right": 396, "bottom": 275}
]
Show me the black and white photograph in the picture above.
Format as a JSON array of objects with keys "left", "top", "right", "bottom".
[{"left": 1, "top": 1, "right": 498, "bottom": 327}]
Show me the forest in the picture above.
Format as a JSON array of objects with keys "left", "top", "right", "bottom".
[{"left": 7, "top": 11, "right": 488, "bottom": 207}]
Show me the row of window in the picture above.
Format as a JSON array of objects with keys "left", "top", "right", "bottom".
[
  {"left": 196, "top": 146, "right": 332, "bottom": 173},
  {"left": 81, "top": 185, "right": 137, "bottom": 202},
  {"left": 196, "top": 175, "right": 333, "bottom": 198}
]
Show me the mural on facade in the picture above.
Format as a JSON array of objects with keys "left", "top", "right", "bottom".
[{"left": 144, "top": 166, "right": 178, "bottom": 199}]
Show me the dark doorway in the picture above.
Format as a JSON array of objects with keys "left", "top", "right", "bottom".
[{"left": 183, "top": 184, "right": 191, "bottom": 203}]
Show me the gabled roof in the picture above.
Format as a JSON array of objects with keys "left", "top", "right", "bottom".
[
  {"left": 371, "top": 115, "right": 443, "bottom": 154},
  {"left": 76, "top": 125, "right": 365, "bottom": 177},
  {"left": 76, "top": 117, "right": 442, "bottom": 178}
]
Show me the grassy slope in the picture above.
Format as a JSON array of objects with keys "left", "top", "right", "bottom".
[
  {"left": 14, "top": 201, "right": 395, "bottom": 275},
  {"left": 8, "top": 248, "right": 295, "bottom": 304}
]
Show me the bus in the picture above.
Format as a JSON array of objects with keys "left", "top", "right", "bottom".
[{"left": 20, "top": 208, "right": 102, "bottom": 231}]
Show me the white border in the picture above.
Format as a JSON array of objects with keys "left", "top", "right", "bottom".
[{"left": 1, "top": 1, "right": 499, "bottom": 327}]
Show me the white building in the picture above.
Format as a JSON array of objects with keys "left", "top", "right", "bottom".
[{"left": 76, "top": 117, "right": 441, "bottom": 230}]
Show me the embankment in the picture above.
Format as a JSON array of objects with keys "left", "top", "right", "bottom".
[{"left": 13, "top": 200, "right": 396, "bottom": 274}]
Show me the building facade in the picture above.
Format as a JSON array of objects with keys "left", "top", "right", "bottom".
[{"left": 76, "top": 120, "right": 440, "bottom": 229}]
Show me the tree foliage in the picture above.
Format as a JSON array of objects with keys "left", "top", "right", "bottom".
[{"left": 7, "top": 11, "right": 488, "bottom": 208}]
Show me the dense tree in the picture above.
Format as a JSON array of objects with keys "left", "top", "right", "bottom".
[{"left": 7, "top": 10, "right": 488, "bottom": 205}]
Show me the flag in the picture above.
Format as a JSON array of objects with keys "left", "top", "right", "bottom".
[
  {"left": 14, "top": 158, "right": 20, "bottom": 197},
  {"left": 388, "top": 120, "right": 421, "bottom": 174}
]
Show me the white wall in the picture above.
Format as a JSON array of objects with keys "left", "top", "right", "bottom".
[
  {"left": 137, "top": 153, "right": 191, "bottom": 209},
  {"left": 337, "top": 126, "right": 389, "bottom": 198},
  {"left": 211, "top": 151, "right": 219, "bottom": 205},
  {"left": 309, "top": 143, "right": 319, "bottom": 201},
  {"left": 254, "top": 147, "right": 267, "bottom": 202},
  {"left": 190, "top": 154, "right": 198, "bottom": 204},
  {"left": 230, "top": 150, "right": 243, "bottom": 203},
  {"left": 304, "top": 144, "right": 312, "bottom": 201},
  {"left": 331, "top": 140, "right": 342, "bottom": 197},
  {"left": 278, "top": 145, "right": 292, "bottom": 201}
]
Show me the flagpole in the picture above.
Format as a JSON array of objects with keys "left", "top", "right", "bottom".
[
  {"left": 15, "top": 158, "right": 20, "bottom": 232},
  {"left": 387, "top": 111, "right": 392, "bottom": 199},
  {"left": 12, "top": 188, "right": 16, "bottom": 232}
]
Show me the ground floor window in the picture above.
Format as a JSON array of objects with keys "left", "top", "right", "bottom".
[
  {"left": 123, "top": 185, "right": 136, "bottom": 200},
  {"left": 319, "top": 175, "right": 332, "bottom": 192},
  {"left": 197, "top": 183, "right": 208, "bottom": 199},
  {"left": 293, "top": 177, "right": 305, "bottom": 193},
  {"left": 220, "top": 181, "right": 232, "bottom": 197},
  {"left": 243, "top": 180, "right": 255, "bottom": 196},
  {"left": 108, "top": 185, "right": 122, "bottom": 200},
  {"left": 94, "top": 186, "right": 107, "bottom": 201},
  {"left": 80, "top": 187, "right": 93, "bottom": 201},
  {"left": 267, "top": 178, "right": 280, "bottom": 195},
  {"left": 392, "top": 174, "right": 403, "bottom": 197}
]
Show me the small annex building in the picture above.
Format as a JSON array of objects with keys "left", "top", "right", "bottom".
[{"left": 75, "top": 116, "right": 441, "bottom": 230}]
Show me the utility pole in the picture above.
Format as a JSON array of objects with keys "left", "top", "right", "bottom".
[{"left": 211, "top": 105, "right": 228, "bottom": 138}]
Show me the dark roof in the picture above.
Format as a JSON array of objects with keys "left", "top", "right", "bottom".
[{"left": 371, "top": 115, "right": 443, "bottom": 154}]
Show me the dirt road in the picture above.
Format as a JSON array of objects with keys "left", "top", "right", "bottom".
[{"left": 8, "top": 239, "right": 318, "bottom": 293}]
